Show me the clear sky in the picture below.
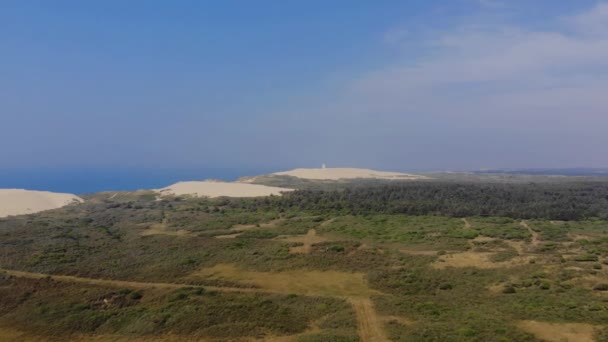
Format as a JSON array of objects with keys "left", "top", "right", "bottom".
[{"left": 2, "top": 0, "right": 607, "bottom": 172}]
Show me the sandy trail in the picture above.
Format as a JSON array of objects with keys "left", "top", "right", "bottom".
[
  {"left": 521, "top": 220, "right": 540, "bottom": 246},
  {"left": 319, "top": 218, "right": 336, "bottom": 227},
  {"left": 349, "top": 298, "right": 389, "bottom": 342},
  {"left": 462, "top": 218, "right": 472, "bottom": 229},
  {"left": 0, "top": 268, "right": 267, "bottom": 294}
]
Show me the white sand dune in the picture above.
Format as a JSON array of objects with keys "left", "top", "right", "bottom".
[
  {"left": 157, "top": 180, "right": 293, "bottom": 198},
  {"left": 0, "top": 189, "right": 84, "bottom": 218},
  {"left": 270, "top": 168, "right": 428, "bottom": 181}
]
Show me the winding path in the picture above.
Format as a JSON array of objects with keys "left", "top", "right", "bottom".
[{"left": 520, "top": 220, "right": 540, "bottom": 246}]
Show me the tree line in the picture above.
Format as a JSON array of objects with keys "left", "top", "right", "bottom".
[{"left": 235, "top": 181, "right": 608, "bottom": 220}]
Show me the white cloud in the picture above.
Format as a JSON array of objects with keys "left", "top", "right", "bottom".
[
  {"left": 293, "top": 3, "right": 608, "bottom": 168},
  {"left": 347, "top": 2, "right": 608, "bottom": 118},
  {"left": 566, "top": 2, "right": 608, "bottom": 36}
]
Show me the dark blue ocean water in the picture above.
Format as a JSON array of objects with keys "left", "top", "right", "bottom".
[{"left": 0, "top": 168, "right": 276, "bottom": 195}]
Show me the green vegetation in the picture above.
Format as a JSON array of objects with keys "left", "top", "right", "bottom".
[
  {"left": 318, "top": 215, "right": 470, "bottom": 249},
  {"left": 470, "top": 217, "right": 531, "bottom": 240},
  {"left": 247, "top": 181, "right": 608, "bottom": 220},
  {"left": 0, "top": 276, "right": 355, "bottom": 340}
]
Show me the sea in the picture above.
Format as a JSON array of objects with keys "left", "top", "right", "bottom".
[
  {"left": 4, "top": 167, "right": 605, "bottom": 195},
  {"left": 0, "top": 167, "right": 276, "bottom": 195}
]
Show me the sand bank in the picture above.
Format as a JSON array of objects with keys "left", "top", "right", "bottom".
[
  {"left": 271, "top": 168, "right": 427, "bottom": 181},
  {"left": 157, "top": 180, "right": 292, "bottom": 198},
  {"left": 0, "top": 189, "right": 83, "bottom": 218}
]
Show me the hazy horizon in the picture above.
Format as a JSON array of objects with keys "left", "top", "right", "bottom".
[
  {"left": 2, "top": 165, "right": 608, "bottom": 194},
  {"left": 3, "top": 1, "right": 607, "bottom": 171}
]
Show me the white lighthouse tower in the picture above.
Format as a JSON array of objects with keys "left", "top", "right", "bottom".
[{"left": 321, "top": 163, "right": 327, "bottom": 169}]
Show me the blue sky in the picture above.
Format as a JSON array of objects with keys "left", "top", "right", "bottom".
[{"left": 2, "top": 0, "right": 607, "bottom": 172}]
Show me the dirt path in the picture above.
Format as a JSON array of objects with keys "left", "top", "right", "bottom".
[
  {"left": 349, "top": 298, "right": 389, "bottom": 342},
  {"left": 520, "top": 220, "right": 540, "bottom": 246},
  {"left": 320, "top": 218, "right": 336, "bottom": 227},
  {"left": 462, "top": 218, "right": 472, "bottom": 229},
  {"left": 0, "top": 268, "right": 267, "bottom": 294}
]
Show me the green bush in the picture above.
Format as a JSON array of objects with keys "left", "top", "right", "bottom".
[{"left": 574, "top": 254, "right": 599, "bottom": 262}]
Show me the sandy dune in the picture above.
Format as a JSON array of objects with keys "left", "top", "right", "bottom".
[
  {"left": 0, "top": 189, "right": 83, "bottom": 218},
  {"left": 271, "top": 168, "right": 427, "bottom": 181},
  {"left": 156, "top": 180, "right": 293, "bottom": 198}
]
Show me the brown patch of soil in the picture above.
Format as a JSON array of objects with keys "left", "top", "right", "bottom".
[
  {"left": 432, "top": 251, "right": 533, "bottom": 269},
  {"left": 399, "top": 249, "right": 439, "bottom": 256},
  {"left": 214, "top": 232, "right": 241, "bottom": 239},
  {"left": 568, "top": 234, "right": 596, "bottom": 241},
  {"left": 487, "top": 283, "right": 507, "bottom": 294},
  {"left": 0, "top": 327, "right": 46, "bottom": 342},
  {"left": 258, "top": 322, "right": 322, "bottom": 342},
  {"left": 190, "top": 264, "right": 379, "bottom": 298},
  {"left": 517, "top": 320, "right": 600, "bottom": 342}
]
